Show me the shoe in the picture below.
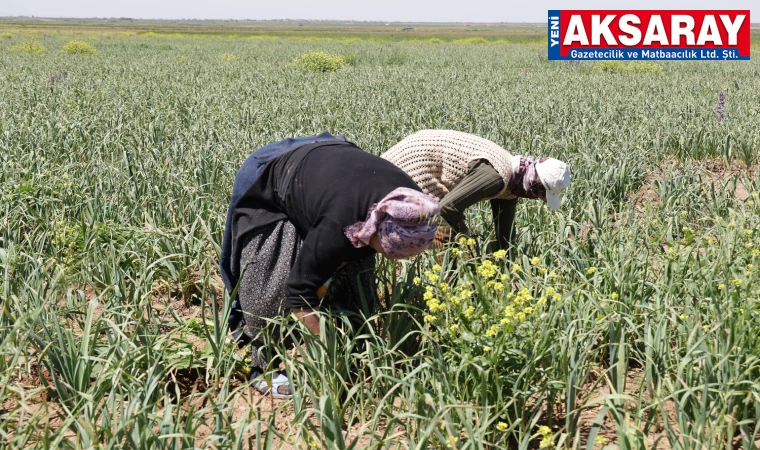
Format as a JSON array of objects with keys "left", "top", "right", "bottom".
[{"left": 251, "top": 370, "right": 293, "bottom": 398}]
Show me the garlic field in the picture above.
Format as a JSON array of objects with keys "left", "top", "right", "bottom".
[{"left": 1, "top": 31, "right": 759, "bottom": 449}]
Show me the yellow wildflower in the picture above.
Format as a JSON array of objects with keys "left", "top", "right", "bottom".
[
  {"left": 496, "top": 421, "right": 508, "bottom": 432},
  {"left": 467, "top": 238, "right": 476, "bottom": 246},
  {"left": 413, "top": 276, "right": 421, "bottom": 284},
  {"left": 731, "top": 279, "right": 742, "bottom": 286},
  {"left": 530, "top": 256, "right": 541, "bottom": 265},
  {"left": 439, "top": 282, "right": 449, "bottom": 292},
  {"left": 500, "top": 274, "right": 508, "bottom": 282},
  {"left": 538, "top": 426, "right": 555, "bottom": 449},
  {"left": 483, "top": 346, "right": 491, "bottom": 353},
  {"left": 449, "top": 323, "right": 459, "bottom": 332},
  {"left": 494, "top": 282, "right": 505, "bottom": 291},
  {"left": 594, "top": 435, "right": 608, "bottom": 446},
  {"left": 586, "top": 267, "right": 597, "bottom": 275},
  {"left": 546, "top": 287, "right": 555, "bottom": 296},
  {"left": 485, "top": 325, "right": 499, "bottom": 337},
  {"left": 753, "top": 192, "right": 759, "bottom": 199},
  {"left": 610, "top": 292, "right": 619, "bottom": 300},
  {"left": 753, "top": 249, "right": 760, "bottom": 257},
  {"left": 744, "top": 229, "right": 753, "bottom": 238},
  {"left": 539, "top": 438, "right": 555, "bottom": 450},
  {"left": 511, "top": 263, "right": 521, "bottom": 273},
  {"left": 679, "top": 313, "right": 687, "bottom": 320},
  {"left": 718, "top": 283, "right": 725, "bottom": 291},
  {"left": 539, "top": 268, "right": 548, "bottom": 275},
  {"left": 477, "top": 260, "right": 498, "bottom": 278},
  {"left": 428, "top": 274, "right": 440, "bottom": 283},
  {"left": 451, "top": 248, "right": 460, "bottom": 257},
  {"left": 458, "top": 237, "right": 467, "bottom": 246},
  {"left": 445, "top": 436, "right": 458, "bottom": 448},
  {"left": 548, "top": 271, "right": 557, "bottom": 279},
  {"left": 427, "top": 298, "right": 442, "bottom": 312},
  {"left": 424, "top": 315, "right": 435, "bottom": 323},
  {"left": 309, "top": 440, "right": 320, "bottom": 449},
  {"left": 464, "top": 306, "right": 475, "bottom": 318},
  {"left": 493, "top": 249, "right": 507, "bottom": 259},
  {"left": 432, "top": 264, "right": 441, "bottom": 272},
  {"left": 702, "top": 324, "right": 710, "bottom": 331}
]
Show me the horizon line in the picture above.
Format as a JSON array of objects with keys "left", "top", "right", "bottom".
[
  {"left": 2, "top": 16, "right": 547, "bottom": 25},
  {"left": 2, "top": 15, "right": 759, "bottom": 28}
]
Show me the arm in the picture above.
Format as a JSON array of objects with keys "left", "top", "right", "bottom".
[
  {"left": 439, "top": 159, "right": 506, "bottom": 236},
  {"left": 284, "top": 218, "right": 366, "bottom": 336},
  {"left": 292, "top": 307, "right": 322, "bottom": 335},
  {"left": 491, "top": 198, "right": 518, "bottom": 251}
]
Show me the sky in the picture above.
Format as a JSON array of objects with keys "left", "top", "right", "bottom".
[{"left": 1, "top": 0, "right": 757, "bottom": 23}]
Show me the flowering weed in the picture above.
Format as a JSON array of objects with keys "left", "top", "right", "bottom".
[{"left": 62, "top": 40, "right": 98, "bottom": 55}]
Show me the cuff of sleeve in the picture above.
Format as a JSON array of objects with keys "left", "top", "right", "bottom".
[
  {"left": 284, "top": 295, "right": 320, "bottom": 310},
  {"left": 446, "top": 218, "right": 470, "bottom": 236}
]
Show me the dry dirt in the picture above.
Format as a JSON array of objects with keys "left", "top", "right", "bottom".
[
  {"left": 6, "top": 249, "right": 760, "bottom": 448},
  {"left": 630, "top": 157, "right": 758, "bottom": 209}
]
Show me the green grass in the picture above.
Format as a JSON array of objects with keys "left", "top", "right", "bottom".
[{"left": 0, "top": 31, "right": 759, "bottom": 449}]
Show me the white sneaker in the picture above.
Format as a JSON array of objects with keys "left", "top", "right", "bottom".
[{"left": 252, "top": 371, "right": 293, "bottom": 398}]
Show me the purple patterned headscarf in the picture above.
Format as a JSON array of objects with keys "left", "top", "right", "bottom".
[
  {"left": 507, "top": 156, "right": 548, "bottom": 200},
  {"left": 344, "top": 187, "right": 440, "bottom": 259}
]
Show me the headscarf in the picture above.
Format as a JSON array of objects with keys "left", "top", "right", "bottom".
[
  {"left": 507, "top": 156, "right": 548, "bottom": 200},
  {"left": 344, "top": 187, "right": 440, "bottom": 259}
]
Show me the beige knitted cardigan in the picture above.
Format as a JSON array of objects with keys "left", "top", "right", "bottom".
[{"left": 381, "top": 130, "right": 516, "bottom": 201}]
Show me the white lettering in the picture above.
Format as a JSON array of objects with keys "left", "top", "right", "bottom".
[
  {"left": 561, "top": 13, "right": 745, "bottom": 49},
  {"left": 563, "top": 15, "right": 589, "bottom": 46},
  {"left": 591, "top": 14, "right": 617, "bottom": 45},
  {"left": 671, "top": 15, "right": 695, "bottom": 45},
  {"left": 618, "top": 14, "right": 641, "bottom": 46},
  {"left": 643, "top": 15, "right": 668, "bottom": 45},
  {"left": 719, "top": 15, "right": 745, "bottom": 46},
  {"left": 550, "top": 16, "right": 560, "bottom": 47},
  {"left": 696, "top": 16, "right": 722, "bottom": 45}
]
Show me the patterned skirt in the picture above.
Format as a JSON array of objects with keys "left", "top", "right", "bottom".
[{"left": 235, "top": 219, "right": 377, "bottom": 368}]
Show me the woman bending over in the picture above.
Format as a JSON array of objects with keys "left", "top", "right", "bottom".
[{"left": 221, "top": 132, "right": 440, "bottom": 397}]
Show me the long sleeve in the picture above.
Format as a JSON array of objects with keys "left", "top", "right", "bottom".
[
  {"left": 439, "top": 159, "right": 506, "bottom": 235},
  {"left": 284, "top": 217, "right": 372, "bottom": 309},
  {"left": 491, "top": 198, "right": 518, "bottom": 250}
]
